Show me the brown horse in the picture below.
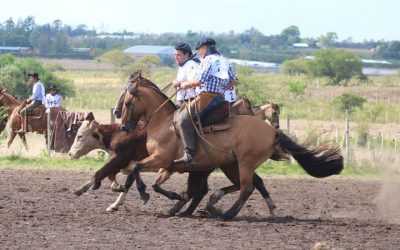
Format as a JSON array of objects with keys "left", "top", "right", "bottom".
[
  {"left": 253, "top": 102, "right": 281, "bottom": 128},
  {"left": 68, "top": 120, "right": 278, "bottom": 215},
  {"left": 0, "top": 88, "right": 66, "bottom": 148},
  {"left": 230, "top": 97, "right": 280, "bottom": 128},
  {"left": 119, "top": 75, "right": 343, "bottom": 220}
]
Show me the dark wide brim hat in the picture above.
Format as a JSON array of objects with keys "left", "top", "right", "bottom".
[
  {"left": 195, "top": 37, "right": 216, "bottom": 50},
  {"left": 28, "top": 72, "right": 40, "bottom": 80},
  {"left": 48, "top": 84, "right": 58, "bottom": 91}
]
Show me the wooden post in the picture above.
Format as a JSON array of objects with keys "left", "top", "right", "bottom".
[
  {"left": 47, "top": 108, "right": 51, "bottom": 157},
  {"left": 286, "top": 116, "right": 290, "bottom": 134},
  {"left": 111, "top": 108, "right": 115, "bottom": 124},
  {"left": 345, "top": 110, "right": 349, "bottom": 164}
]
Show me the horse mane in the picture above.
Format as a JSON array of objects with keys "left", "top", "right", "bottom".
[
  {"left": 128, "top": 71, "right": 177, "bottom": 110},
  {"left": 0, "top": 88, "right": 20, "bottom": 107}
]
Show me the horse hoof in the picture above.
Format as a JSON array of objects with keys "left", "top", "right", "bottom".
[
  {"left": 91, "top": 181, "right": 101, "bottom": 190},
  {"left": 141, "top": 193, "right": 150, "bottom": 204},
  {"left": 111, "top": 185, "right": 127, "bottom": 193},
  {"left": 177, "top": 211, "right": 193, "bottom": 217},
  {"left": 73, "top": 190, "right": 83, "bottom": 196},
  {"left": 156, "top": 212, "right": 174, "bottom": 218},
  {"left": 106, "top": 206, "right": 118, "bottom": 212}
]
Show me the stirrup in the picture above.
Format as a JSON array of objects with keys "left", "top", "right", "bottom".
[{"left": 174, "top": 151, "right": 195, "bottom": 164}]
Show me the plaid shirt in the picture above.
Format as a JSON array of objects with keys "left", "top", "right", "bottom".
[{"left": 195, "top": 55, "right": 232, "bottom": 94}]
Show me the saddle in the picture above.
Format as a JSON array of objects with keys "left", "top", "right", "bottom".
[
  {"left": 174, "top": 100, "right": 231, "bottom": 134},
  {"left": 26, "top": 105, "right": 46, "bottom": 119}
]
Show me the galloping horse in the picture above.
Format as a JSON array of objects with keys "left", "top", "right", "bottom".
[
  {"left": 69, "top": 120, "right": 279, "bottom": 215},
  {"left": 0, "top": 88, "right": 65, "bottom": 148},
  {"left": 119, "top": 74, "right": 343, "bottom": 220}
]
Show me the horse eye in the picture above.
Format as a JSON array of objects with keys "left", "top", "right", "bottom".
[
  {"left": 125, "top": 101, "right": 132, "bottom": 107},
  {"left": 77, "top": 135, "right": 82, "bottom": 141}
]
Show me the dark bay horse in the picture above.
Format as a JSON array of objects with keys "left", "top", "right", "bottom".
[
  {"left": 119, "top": 75, "right": 343, "bottom": 220},
  {"left": 0, "top": 88, "right": 65, "bottom": 149}
]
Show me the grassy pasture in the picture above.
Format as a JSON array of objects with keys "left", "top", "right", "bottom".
[{"left": 0, "top": 59, "right": 399, "bottom": 178}]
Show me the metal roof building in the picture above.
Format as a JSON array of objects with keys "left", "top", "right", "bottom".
[{"left": 124, "top": 45, "right": 174, "bottom": 65}]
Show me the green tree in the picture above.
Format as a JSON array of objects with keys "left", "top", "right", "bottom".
[
  {"left": 123, "top": 55, "right": 161, "bottom": 77},
  {"left": 281, "top": 58, "right": 309, "bottom": 75},
  {"left": 318, "top": 32, "right": 338, "bottom": 48},
  {"left": 96, "top": 49, "right": 134, "bottom": 71},
  {"left": 332, "top": 92, "right": 366, "bottom": 113},
  {"left": 0, "top": 54, "right": 75, "bottom": 100},
  {"left": 288, "top": 81, "right": 307, "bottom": 96},
  {"left": 307, "top": 49, "right": 365, "bottom": 85}
]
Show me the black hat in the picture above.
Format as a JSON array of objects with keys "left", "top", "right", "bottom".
[
  {"left": 48, "top": 84, "right": 58, "bottom": 91},
  {"left": 174, "top": 42, "right": 193, "bottom": 56},
  {"left": 28, "top": 72, "right": 40, "bottom": 80},
  {"left": 195, "top": 37, "right": 216, "bottom": 50}
]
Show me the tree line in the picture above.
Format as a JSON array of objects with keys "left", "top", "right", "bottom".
[{"left": 1, "top": 17, "right": 399, "bottom": 62}]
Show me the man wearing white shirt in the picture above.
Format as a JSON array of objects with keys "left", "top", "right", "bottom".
[
  {"left": 17, "top": 72, "right": 46, "bottom": 133},
  {"left": 45, "top": 84, "right": 62, "bottom": 107},
  {"left": 172, "top": 42, "right": 200, "bottom": 107}
]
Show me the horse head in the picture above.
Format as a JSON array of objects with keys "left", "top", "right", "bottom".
[
  {"left": 269, "top": 102, "right": 281, "bottom": 128},
  {"left": 113, "top": 70, "right": 144, "bottom": 119},
  {"left": 120, "top": 73, "right": 175, "bottom": 132}
]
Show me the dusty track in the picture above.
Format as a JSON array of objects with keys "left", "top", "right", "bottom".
[{"left": 0, "top": 169, "right": 399, "bottom": 249}]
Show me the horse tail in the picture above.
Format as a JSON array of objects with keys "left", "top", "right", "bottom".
[{"left": 272, "top": 129, "right": 343, "bottom": 178}]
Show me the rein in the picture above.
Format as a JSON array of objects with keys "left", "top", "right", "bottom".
[{"left": 184, "top": 98, "right": 233, "bottom": 155}]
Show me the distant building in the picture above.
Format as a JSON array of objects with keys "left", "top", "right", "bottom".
[
  {"left": 292, "top": 43, "right": 309, "bottom": 48},
  {"left": 124, "top": 45, "right": 174, "bottom": 65},
  {"left": 229, "top": 58, "right": 279, "bottom": 73},
  {"left": 0, "top": 46, "right": 31, "bottom": 54}
]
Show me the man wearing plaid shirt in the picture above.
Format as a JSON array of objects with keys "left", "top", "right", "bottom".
[{"left": 174, "top": 37, "right": 236, "bottom": 164}]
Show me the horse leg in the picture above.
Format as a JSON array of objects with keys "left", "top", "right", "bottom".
[
  {"left": 151, "top": 168, "right": 183, "bottom": 201},
  {"left": 253, "top": 173, "right": 276, "bottom": 216},
  {"left": 220, "top": 164, "right": 276, "bottom": 216},
  {"left": 7, "top": 130, "right": 17, "bottom": 148},
  {"left": 19, "top": 133, "right": 28, "bottom": 150},
  {"left": 73, "top": 180, "right": 94, "bottom": 196},
  {"left": 124, "top": 163, "right": 150, "bottom": 204},
  {"left": 205, "top": 184, "right": 241, "bottom": 217},
  {"left": 177, "top": 170, "right": 212, "bottom": 217},
  {"left": 207, "top": 167, "right": 255, "bottom": 220},
  {"left": 106, "top": 192, "right": 127, "bottom": 212}
]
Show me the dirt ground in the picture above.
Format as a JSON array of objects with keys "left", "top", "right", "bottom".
[{"left": 0, "top": 169, "right": 399, "bottom": 250}]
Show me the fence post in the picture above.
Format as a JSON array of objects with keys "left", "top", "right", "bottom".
[
  {"left": 345, "top": 110, "right": 350, "bottom": 164},
  {"left": 47, "top": 109, "right": 51, "bottom": 157},
  {"left": 110, "top": 108, "right": 115, "bottom": 124},
  {"left": 286, "top": 116, "right": 290, "bottom": 134}
]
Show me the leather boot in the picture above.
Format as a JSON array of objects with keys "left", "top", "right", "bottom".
[
  {"left": 174, "top": 148, "right": 196, "bottom": 164},
  {"left": 15, "top": 115, "right": 26, "bottom": 133}
]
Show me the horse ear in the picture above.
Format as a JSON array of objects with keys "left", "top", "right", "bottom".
[{"left": 89, "top": 120, "right": 99, "bottom": 129}]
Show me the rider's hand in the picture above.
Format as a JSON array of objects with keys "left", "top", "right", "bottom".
[
  {"left": 172, "top": 79, "right": 181, "bottom": 88},
  {"left": 26, "top": 99, "right": 32, "bottom": 104}
]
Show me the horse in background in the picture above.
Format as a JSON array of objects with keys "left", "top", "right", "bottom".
[
  {"left": 0, "top": 88, "right": 66, "bottom": 149},
  {"left": 253, "top": 102, "right": 281, "bottom": 128},
  {"left": 230, "top": 97, "right": 280, "bottom": 128}
]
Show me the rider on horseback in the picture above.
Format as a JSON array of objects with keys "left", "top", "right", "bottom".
[
  {"left": 173, "top": 37, "right": 237, "bottom": 164},
  {"left": 16, "top": 72, "right": 46, "bottom": 133}
]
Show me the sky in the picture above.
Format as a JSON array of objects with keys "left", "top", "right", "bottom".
[{"left": 1, "top": 0, "right": 399, "bottom": 42}]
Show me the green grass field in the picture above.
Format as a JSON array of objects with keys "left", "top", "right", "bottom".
[{"left": 0, "top": 59, "right": 399, "bottom": 178}]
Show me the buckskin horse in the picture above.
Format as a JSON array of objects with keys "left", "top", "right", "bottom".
[
  {"left": 69, "top": 121, "right": 278, "bottom": 215},
  {"left": 0, "top": 88, "right": 65, "bottom": 149},
  {"left": 118, "top": 74, "right": 343, "bottom": 220},
  {"left": 230, "top": 97, "right": 280, "bottom": 128}
]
